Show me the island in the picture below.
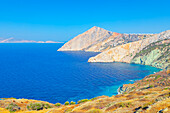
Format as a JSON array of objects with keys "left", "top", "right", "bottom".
[{"left": 0, "top": 37, "right": 63, "bottom": 43}]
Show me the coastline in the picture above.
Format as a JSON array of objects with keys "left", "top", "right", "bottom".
[
  {"left": 0, "top": 69, "right": 169, "bottom": 113},
  {"left": 117, "top": 68, "right": 164, "bottom": 95},
  {"left": 117, "top": 86, "right": 123, "bottom": 94}
]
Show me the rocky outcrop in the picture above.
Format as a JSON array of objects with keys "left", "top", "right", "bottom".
[
  {"left": 88, "top": 30, "right": 170, "bottom": 67},
  {"left": 132, "top": 39, "right": 170, "bottom": 69},
  {"left": 58, "top": 26, "right": 152, "bottom": 52}
]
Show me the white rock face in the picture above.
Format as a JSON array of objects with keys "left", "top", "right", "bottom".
[
  {"left": 88, "top": 30, "right": 170, "bottom": 63},
  {"left": 58, "top": 26, "right": 153, "bottom": 52},
  {"left": 57, "top": 26, "right": 113, "bottom": 51}
]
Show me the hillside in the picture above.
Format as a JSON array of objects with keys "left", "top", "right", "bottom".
[
  {"left": 0, "top": 70, "right": 169, "bottom": 113},
  {"left": 88, "top": 30, "right": 170, "bottom": 70},
  {"left": 131, "top": 39, "right": 170, "bottom": 69},
  {"left": 58, "top": 26, "right": 152, "bottom": 52},
  {"left": 58, "top": 26, "right": 113, "bottom": 51}
]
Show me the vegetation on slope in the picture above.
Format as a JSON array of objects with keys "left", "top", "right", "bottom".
[{"left": 132, "top": 39, "right": 170, "bottom": 69}]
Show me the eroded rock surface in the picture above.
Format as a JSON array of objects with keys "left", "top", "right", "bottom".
[
  {"left": 58, "top": 26, "right": 113, "bottom": 51},
  {"left": 58, "top": 26, "right": 152, "bottom": 52},
  {"left": 88, "top": 30, "right": 170, "bottom": 70}
]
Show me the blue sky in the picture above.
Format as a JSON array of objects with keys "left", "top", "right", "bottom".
[{"left": 0, "top": 0, "right": 170, "bottom": 41}]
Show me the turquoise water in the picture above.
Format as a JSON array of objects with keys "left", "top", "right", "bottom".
[{"left": 0, "top": 43, "right": 161, "bottom": 103}]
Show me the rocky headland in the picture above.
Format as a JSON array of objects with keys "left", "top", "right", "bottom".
[
  {"left": 58, "top": 26, "right": 153, "bottom": 52},
  {"left": 58, "top": 26, "right": 170, "bottom": 70}
]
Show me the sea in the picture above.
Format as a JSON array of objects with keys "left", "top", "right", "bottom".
[{"left": 0, "top": 43, "right": 161, "bottom": 104}]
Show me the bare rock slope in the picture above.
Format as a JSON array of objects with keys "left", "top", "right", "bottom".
[
  {"left": 58, "top": 26, "right": 151, "bottom": 52},
  {"left": 131, "top": 39, "right": 170, "bottom": 69},
  {"left": 88, "top": 30, "right": 170, "bottom": 69},
  {"left": 57, "top": 26, "right": 113, "bottom": 51}
]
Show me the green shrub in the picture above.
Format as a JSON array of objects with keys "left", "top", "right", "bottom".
[
  {"left": 70, "top": 101, "right": 76, "bottom": 105},
  {"left": 27, "top": 103, "right": 43, "bottom": 110},
  {"left": 27, "top": 102, "right": 52, "bottom": 111},
  {"left": 43, "top": 103, "right": 52, "bottom": 109},
  {"left": 105, "top": 103, "right": 112, "bottom": 107},
  {"left": 118, "top": 102, "right": 132, "bottom": 108},
  {"left": 64, "top": 101, "right": 69, "bottom": 105},
  {"left": 161, "top": 79, "right": 165, "bottom": 81},
  {"left": 155, "top": 75, "right": 161, "bottom": 79},
  {"left": 119, "top": 103, "right": 126, "bottom": 107},
  {"left": 87, "top": 109, "right": 103, "bottom": 113},
  {"left": 6, "top": 103, "right": 20, "bottom": 112},
  {"left": 90, "top": 97, "right": 97, "bottom": 101},
  {"left": 126, "top": 102, "right": 132, "bottom": 108},
  {"left": 149, "top": 85, "right": 154, "bottom": 88},
  {"left": 65, "top": 108, "right": 73, "bottom": 113},
  {"left": 78, "top": 99, "right": 89, "bottom": 104},
  {"left": 164, "top": 88, "right": 169, "bottom": 90},
  {"left": 142, "top": 102, "right": 153, "bottom": 108},
  {"left": 55, "top": 103, "right": 61, "bottom": 107}
]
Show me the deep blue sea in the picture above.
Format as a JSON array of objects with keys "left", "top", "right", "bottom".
[{"left": 0, "top": 43, "right": 161, "bottom": 104}]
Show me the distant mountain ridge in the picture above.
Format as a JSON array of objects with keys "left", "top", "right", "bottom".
[{"left": 0, "top": 37, "right": 63, "bottom": 43}]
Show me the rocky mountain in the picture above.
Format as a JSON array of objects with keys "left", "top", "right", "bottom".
[
  {"left": 58, "top": 26, "right": 169, "bottom": 69},
  {"left": 88, "top": 30, "right": 170, "bottom": 69},
  {"left": 58, "top": 26, "right": 113, "bottom": 51},
  {"left": 58, "top": 26, "right": 152, "bottom": 52}
]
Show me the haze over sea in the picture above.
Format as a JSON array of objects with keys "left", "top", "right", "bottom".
[{"left": 0, "top": 43, "right": 161, "bottom": 104}]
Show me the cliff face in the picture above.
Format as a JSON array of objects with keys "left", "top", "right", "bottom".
[
  {"left": 88, "top": 30, "right": 170, "bottom": 69},
  {"left": 58, "top": 26, "right": 152, "bottom": 52},
  {"left": 131, "top": 39, "right": 170, "bottom": 69},
  {"left": 85, "top": 33, "right": 152, "bottom": 52}
]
